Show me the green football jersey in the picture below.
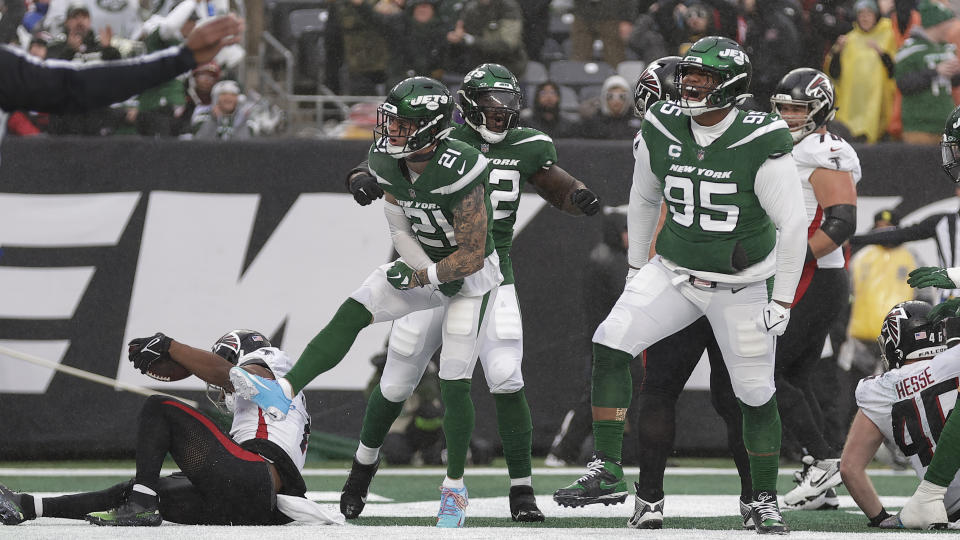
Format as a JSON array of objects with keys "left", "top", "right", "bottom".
[
  {"left": 449, "top": 125, "right": 557, "bottom": 284},
  {"left": 641, "top": 101, "right": 794, "bottom": 275},
  {"left": 368, "top": 138, "right": 495, "bottom": 263}
]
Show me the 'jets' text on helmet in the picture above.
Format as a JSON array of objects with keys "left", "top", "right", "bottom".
[
  {"left": 458, "top": 63, "right": 523, "bottom": 144},
  {"left": 770, "top": 68, "right": 837, "bottom": 143},
  {"left": 675, "top": 36, "right": 752, "bottom": 116},
  {"left": 877, "top": 301, "right": 946, "bottom": 371},
  {"left": 375, "top": 76, "right": 454, "bottom": 159},
  {"left": 209, "top": 329, "right": 273, "bottom": 412},
  {"left": 942, "top": 105, "right": 960, "bottom": 182},
  {"left": 634, "top": 55, "right": 681, "bottom": 119}
]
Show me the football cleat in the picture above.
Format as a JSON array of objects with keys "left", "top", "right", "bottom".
[
  {"left": 228, "top": 366, "right": 292, "bottom": 421},
  {"left": 627, "top": 485, "right": 664, "bottom": 529},
  {"left": 340, "top": 457, "right": 381, "bottom": 519},
  {"left": 543, "top": 453, "right": 568, "bottom": 467},
  {"left": 0, "top": 484, "right": 26, "bottom": 525},
  {"left": 749, "top": 491, "right": 789, "bottom": 535},
  {"left": 782, "top": 455, "right": 842, "bottom": 507},
  {"left": 508, "top": 485, "right": 544, "bottom": 522},
  {"left": 879, "top": 480, "right": 948, "bottom": 530},
  {"left": 788, "top": 487, "right": 839, "bottom": 511},
  {"left": 436, "top": 485, "right": 468, "bottom": 528},
  {"left": 86, "top": 497, "right": 161, "bottom": 527},
  {"left": 740, "top": 498, "right": 754, "bottom": 530},
  {"left": 552, "top": 452, "right": 628, "bottom": 508}
]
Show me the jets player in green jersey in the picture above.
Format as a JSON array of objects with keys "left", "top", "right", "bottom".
[
  {"left": 553, "top": 36, "right": 808, "bottom": 534},
  {"left": 342, "top": 63, "right": 601, "bottom": 523},
  {"left": 229, "top": 76, "right": 502, "bottom": 528}
]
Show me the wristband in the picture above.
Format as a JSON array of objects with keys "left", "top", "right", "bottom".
[{"left": 427, "top": 264, "right": 439, "bottom": 285}]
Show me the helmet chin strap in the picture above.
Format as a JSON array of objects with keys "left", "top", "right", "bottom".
[{"left": 478, "top": 124, "right": 508, "bottom": 144}]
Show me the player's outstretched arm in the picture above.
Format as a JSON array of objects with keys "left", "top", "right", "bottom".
[
  {"left": 840, "top": 410, "right": 889, "bottom": 525},
  {"left": 345, "top": 161, "right": 384, "bottom": 206},
  {"left": 528, "top": 165, "right": 600, "bottom": 216},
  {"left": 850, "top": 214, "right": 941, "bottom": 246},
  {"left": 413, "top": 184, "right": 487, "bottom": 285}
]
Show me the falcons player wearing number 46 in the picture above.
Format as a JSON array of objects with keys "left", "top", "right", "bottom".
[{"left": 769, "top": 68, "right": 861, "bottom": 510}]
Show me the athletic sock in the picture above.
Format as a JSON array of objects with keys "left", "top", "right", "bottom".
[
  {"left": 20, "top": 493, "right": 36, "bottom": 520},
  {"left": 37, "top": 480, "right": 130, "bottom": 519},
  {"left": 593, "top": 420, "right": 625, "bottom": 463},
  {"left": 440, "top": 378, "right": 474, "bottom": 480},
  {"left": 355, "top": 443, "right": 380, "bottom": 466},
  {"left": 359, "top": 385, "right": 405, "bottom": 451},
  {"left": 285, "top": 298, "right": 372, "bottom": 394},
  {"left": 442, "top": 476, "right": 465, "bottom": 489},
  {"left": 590, "top": 344, "right": 632, "bottom": 464},
  {"left": 739, "top": 396, "right": 782, "bottom": 493},
  {"left": 925, "top": 402, "right": 960, "bottom": 487},
  {"left": 493, "top": 389, "right": 533, "bottom": 480},
  {"left": 510, "top": 476, "right": 532, "bottom": 487}
]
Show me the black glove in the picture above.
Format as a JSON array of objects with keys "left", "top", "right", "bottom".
[
  {"left": 438, "top": 279, "right": 464, "bottom": 297},
  {"left": 349, "top": 172, "right": 384, "bottom": 206},
  {"left": 128, "top": 332, "right": 173, "bottom": 374},
  {"left": 571, "top": 188, "right": 600, "bottom": 216},
  {"left": 868, "top": 508, "right": 891, "bottom": 527}
]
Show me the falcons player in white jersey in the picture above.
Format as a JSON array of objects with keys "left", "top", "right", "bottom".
[
  {"left": 769, "top": 68, "right": 862, "bottom": 510},
  {"left": 0, "top": 330, "right": 340, "bottom": 527},
  {"left": 840, "top": 300, "right": 959, "bottom": 528}
]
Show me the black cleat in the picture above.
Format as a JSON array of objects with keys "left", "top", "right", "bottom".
[
  {"left": 0, "top": 484, "right": 26, "bottom": 525},
  {"left": 509, "top": 485, "right": 544, "bottom": 522},
  {"left": 86, "top": 496, "right": 161, "bottom": 527},
  {"left": 749, "top": 491, "right": 789, "bottom": 535},
  {"left": 553, "top": 452, "right": 628, "bottom": 508},
  {"left": 340, "top": 457, "right": 380, "bottom": 519}
]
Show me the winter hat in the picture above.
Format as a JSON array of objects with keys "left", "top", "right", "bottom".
[{"left": 918, "top": 0, "right": 955, "bottom": 29}]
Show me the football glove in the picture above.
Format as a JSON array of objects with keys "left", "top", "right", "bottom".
[
  {"left": 128, "top": 332, "right": 173, "bottom": 374},
  {"left": 438, "top": 279, "right": 463, "bottom": 297},
  {"left": 929, "top": 298, "right": 960, "bottom": 324},
  {"left": 907, "top": 267, "right": 959, "bottom": 289},
  {"left": 571, "top": 188, "right": 601, "bottom": 216},
  {"left": 386, "top": 261, "right": 416, "bottom": 290},
  {"left": 349, "top": 172, "right": 384, "bottom": 206},
  {"left": 756, "top": 301, "right": 791, "bottom": 336}
]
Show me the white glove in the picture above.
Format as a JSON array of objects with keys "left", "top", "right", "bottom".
[
  {"left": 626, "top": 266, "right": 640, "bottom": 283},
  {"left": 757, "top": 301, "right": 791, "bottom": 336}
]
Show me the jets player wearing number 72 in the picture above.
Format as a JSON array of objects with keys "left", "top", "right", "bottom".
[
  {"left": 553, "top": 36, "right": 808, "bottom": 534},
  {"left": 229, "top": 76, "right": 503, "bottom": 528},
  {"left": 342, "top": 63, "right": 601, "bottom": 523}
]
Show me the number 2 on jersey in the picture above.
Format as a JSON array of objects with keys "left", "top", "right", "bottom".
[{"left": 489, "top": 168, "right": 521, "bottom": 220}]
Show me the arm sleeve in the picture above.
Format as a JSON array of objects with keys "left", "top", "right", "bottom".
[
  {"left": 754, "top": 154, "right": 808, "bottom": 304},
  {"left": 0, "top": 44, "right": 196, "bottom": 115},
  {"left": 158, "top": 0, "right": 197, "bottom": 41},
  {"left": 384, "top": 202, "right": 433, "bottom": 270},
  {"left": 879, "top": 52, "right": 895, "bottom": 79},
  {"left": 627, "top": 134, "right": 664, "bottom": 269},
  {"left": 850, "top": 214, "right": 941, "bottom": 245}
]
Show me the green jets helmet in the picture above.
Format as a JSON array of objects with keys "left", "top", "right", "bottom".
[
  {"left": 457, "top": 63, "right": 522, "bottom": 144},
  {"left": 675, "top": 36, "right": 752, "bottom": 116},
  {"left": 375, "top": 76, "right": 453, "bottom": 159},
  {"left": 942, "top": 105, "right": 960, "bottom": 182}
]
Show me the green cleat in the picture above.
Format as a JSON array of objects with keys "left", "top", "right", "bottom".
[
  {"left": 748, "top": 491, "right": 789, "bottom": 535},
  {"left": 552, "top": 452, "right": 628, "bottom": 508},
  {"left": 86, "top": 497, "right": 161, "bottom": 527}
]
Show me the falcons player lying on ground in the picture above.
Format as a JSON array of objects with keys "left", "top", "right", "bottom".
[
  {"left": 768, "top": 68, "right": 860, "bottom": 510},
  {"left": 840, "top": 301, "right": 959, "bottom": 529},
  {"left": 0, "top": 330, "right": 339, "bottom": 527}
]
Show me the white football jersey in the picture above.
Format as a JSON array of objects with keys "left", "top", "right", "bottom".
[
  {"left": 856, "top": 346, "right": 960, "bottom": 515},
  {"left": 229, "top": 347, "right": 310, "bottom": 471},
  {"left": 792, "top": 132, "right": 862, "bottom": 269}
]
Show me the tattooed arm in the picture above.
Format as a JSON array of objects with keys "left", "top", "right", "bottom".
[{"left": 413, "top": 184, "right": 488, "bottom": 284}]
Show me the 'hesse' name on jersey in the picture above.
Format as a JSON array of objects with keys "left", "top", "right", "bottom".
[{"left": 897, "top": 366, "right": 935, "bottom": 399}]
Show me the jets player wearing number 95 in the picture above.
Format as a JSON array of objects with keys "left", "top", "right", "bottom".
[
  {"left": 554, "top": 36, "right": 808, "bottom": 535},
  {"left": 342, "top": 63, "right": 600, "bottom": 523}
]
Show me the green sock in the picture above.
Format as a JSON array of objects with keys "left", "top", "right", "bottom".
[
  {"left": 285, "top": 298, "right": 371, "bottom": 394},
  {"left": 593, "top": 420, "right": 624, "bottom": 463},
  {"left": 493, "top": 389, "right": 533, "bottom": 479},
  {"left": 591, "top": 343, "right": 633, "bottom": 408},
  {"left": 925, "top": 403, "right": 960, "bottom": 487},
  {"left": 739, "top": 396, "right": 782, "bottom": 493},
  {"left": 359, "top": 385, "right": 405, "bottom": 449},
  {"left": 440, "top": 378, "right": 474, "bottom": 479}
]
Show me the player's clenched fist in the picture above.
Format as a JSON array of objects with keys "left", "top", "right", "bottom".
[
  {"left": 571, "top": 188, "right": 601, "bottom": 216},
  {"left": 386, "top": 260, "right": 417, "bottom": 290},
  {"left": 756, "top": 302, "right": 790, "bottom": 336},
  {"left": 349, "top": 172, "right": 384, "bottom": 206},
  {"left": 128, "top": 332, "right": 173, "bottom": 373}
]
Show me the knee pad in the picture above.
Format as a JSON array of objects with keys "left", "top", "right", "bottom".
[
  {"left": 734, "top": 378, "right": 775, "bottom": 407},
  {"left": 486, "top": 354, "right": 524, "bottom": 394},
  {"left": 379, "top": 381, "right": 416, "bottom": 403}
]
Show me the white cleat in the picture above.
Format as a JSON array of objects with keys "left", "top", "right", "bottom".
[
  {"left": 782, "top": 455, "right": 842, "bottom": 507},
  {"left": 627, "top": 490, "right": 664, "bottom": 529}
]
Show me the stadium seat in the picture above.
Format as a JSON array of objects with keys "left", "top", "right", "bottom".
[
  {"left": 520, "top": 61, "right": 548, "bottom": 86},
  {"left": 617, "top": 60, "right": 647, "bottom": 86},
  {"left": 558, "top": 84, "right": 579, "bottom": 113},
  {"left": 289, "top": 8, "right": 326, "bottom": 39},
  {"left": 578, "top": 84, "right": 602, "bottom": 102},
  {"left": 549, "top": 12, "right": 574, "bottom": 42},
  {"left": 540, "top": 38, "right": 565, "bottom": 63},
  {"left": 549, "top": 60, "right": 616, "bottom": 89}
]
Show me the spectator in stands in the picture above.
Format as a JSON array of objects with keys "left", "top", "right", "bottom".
[
  {"left": 446, "top": 0, "right": 527, "bottom": 77},
  {"left": 23, "top": 0, "right": 51, "bottom": 34},
  {"left": 27, "top": 37, "right": 48, "bottom": 60},
  {"left": 520, "top": 81, "right": 576, "bottom": 138},
  {"left": 802, "top": 0, "right": 856, "bottom": 70},
  {"left": 626, "top": 5, "right": 668, "bottom": 64},
  {"left": 825, "top": 0, "right": 897, "bottom": 143},
  {"left": 519, "top": 0, "right": 551, "bottom": 62},
  {"left": 390, "top": 0, "right": 449, "bottom": 83},
  {"left": 192, "top": 80, "right": 251, "bottom": 140},
  {"left": 6, "top": 37, "right": 51, "bottom": 136},
  {"left": 577, "top": 74, "right": 640, "bottom": 139},
  {"left": 333, "top": 0, "right": 393, "bottom": 95},
  {"left": 184, "top": 62, "right": 221, "bottom": 128},
  {"left": 738, "top": 0, "right": 802, "bottom": 107},
  {"left": 895, "top": 0, "right": 960, "bottom": 144},
  {"left": 46, "top": 3, "right": 120, "bottom": 61},
  {"left": 570, "top": 0, "right": 635, "bottom": 68},
  {"left": 676, "top": 2, "right": 713, "bottom": 55}
]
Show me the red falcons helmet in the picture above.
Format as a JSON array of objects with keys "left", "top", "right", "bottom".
[
  {"left": 878, "top": 301, "right": 946, "bottom": 370},
  {"left": 770, "top": 67, "right": 837, "bottom": 142},
  {"left": 634, "top": 56, "right": 681, "bottom": 119}
]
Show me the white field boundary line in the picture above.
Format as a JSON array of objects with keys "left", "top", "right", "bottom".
[{"left": 0, "top": 466, "right": 918, "bottom": 477}]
